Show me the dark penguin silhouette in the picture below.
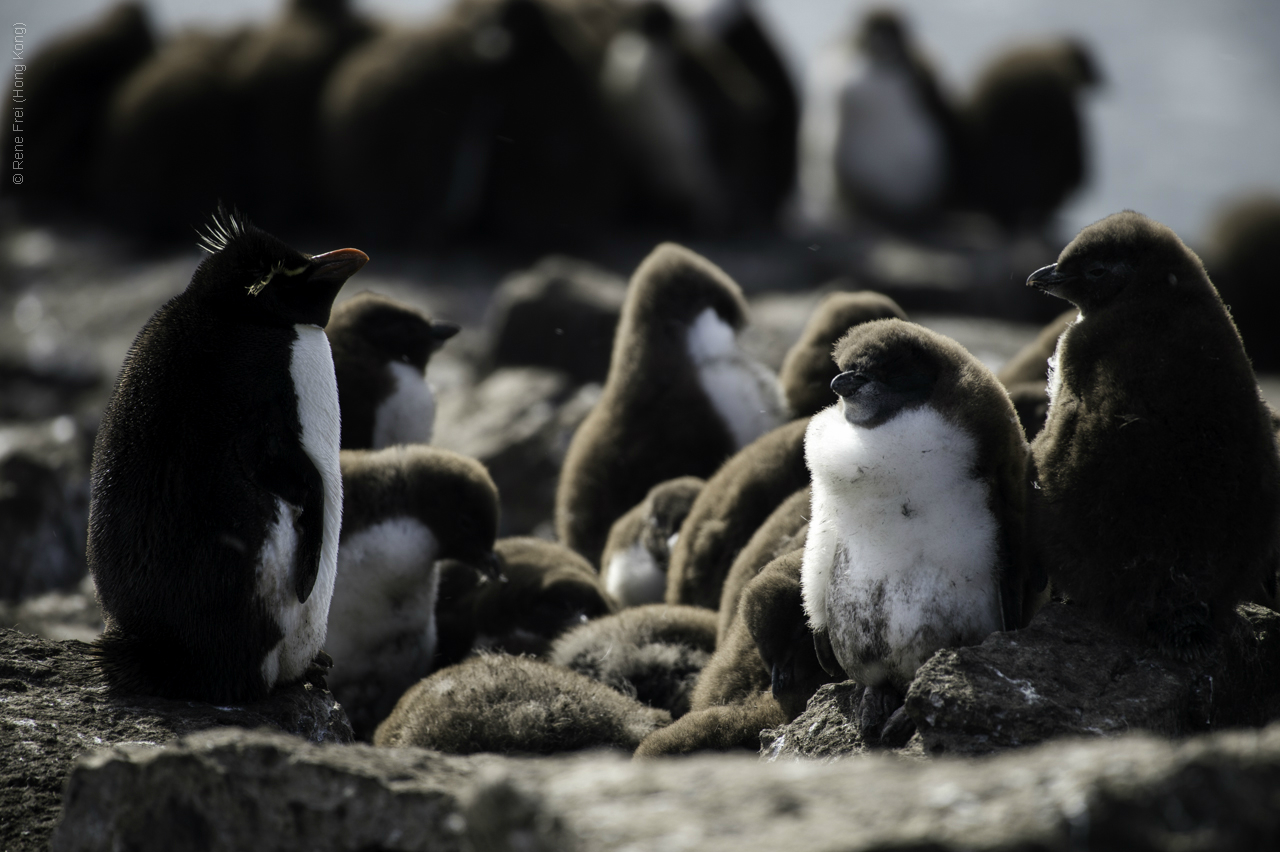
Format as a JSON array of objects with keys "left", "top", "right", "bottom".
[
  {"left": 326, "top": 445, "right": 498, "bottom": 740},
  {"left": 635, "top": 550, "right": 836, "bottom": 756},
  {"left": 600, "top": 1, "right": 730, "bottom": 232},
  {"left": 5, "top": 2, "right": 154, "bottom": 210},
  {"left": 664, "top": 290, "right": 902, "bottom": 610},
  {"left": 470, "top": 536, "right": 617, "bottom": 658},
  {"left": 229, "top": 0, "right": 375, "bottom": 231},
  {"left": 88, "top": 209, "right": 368, "bottom": 702},
  {"left": 556, "top": 243, "right": 784, "bottom": 565},
  {"left": 716, "top": 485, "right": 809, "bottom": 643},
  {"left": 94, "top": 25, "right": 252, "bottom": 238},
  {"left": 1204, "top": 194, "right": 1280, "bottom": 373},
  {"left": 325, "top": 292, "right": 460, "bottom": 449},
  {"left": 549, "top": 603, "right": 718, "bottom": 718},
  {"left": 373, "top": 653, "right": 670, "bottom": 754},
  {"left": 802, "top": 8, "right": 958, "bottom": 229},
  {"left": 1026, "top": 210, "right": 1280, "bottom": 658},
  {"left": 703, "top": 0, "right": 801, "bottom": 227},
  {"left": 778, "top": 290, "right": 909, "bottom": 419},
  {"left": 802, "top": 319, "right": 1034, "bottom": 739},
  {"left": 600, "top": 477, "right": 705, "bottom": 608},
  {"left": 962, "top": 37, "right": 1101, "bottom": 232}
]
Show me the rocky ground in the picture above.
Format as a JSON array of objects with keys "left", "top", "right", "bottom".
[{"left": 5, "top": 211, "right": 1280, "bottom": 850}]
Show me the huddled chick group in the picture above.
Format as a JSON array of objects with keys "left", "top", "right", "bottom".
[
  {"left": 86, "top": 203, "right": 1280, "bottom": 758},
  {"left": 15, "top": 0, "right": 1109, "bottom": 245}
]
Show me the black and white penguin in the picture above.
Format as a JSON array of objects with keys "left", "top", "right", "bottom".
[
  {"left": 548, "top": 603, "right": 718, "bottom": 718},
  {"left": 556, "top": 242, "right": 786, "bottom": 565},
  {"left": 88, "top": 208, "right": 367, "bottom": 702},
  {"left": 1026, "top": 210, "right": 1280, "bottom": 657},
  {"left": 800, "top": 8, "right": 958, "bottom": 229},
  {"left": 325, "top": 292, "right": 460, "bottom": 450},
  {"left": 600, "top": 477, "right": 705, "bottom": 608},
  {"left": 635, "top": 549, "right": 835, "bottom": 756},
  {"left": 5, "top": 2, "right": 154, "bottom": 209},
  {"left": 778, "top": 290, "right": 908, "bottom": 419},
  {"left": 716, "top": 484, "right": 809, "bottom": 643},
  {"left": 325, "top": 445, "right": 498, "bottom": 739},
  {"left": 664, "top": 418, "right": 809, "bottom": 609},
  {"left": 373, "top": 653, "right": 671, "bottom": 754},
  {"left": 1204, "top": 194, "right": 1280, "bottom": 374},
  {"left": 471, "top": 536, "right": 617, "bottom": 657},
  {"left": 801, "top": 318, "right": 1033, "bottom": 736},
  {"left": 961, "top": 37, "right": 1101, "bottom": 233}
]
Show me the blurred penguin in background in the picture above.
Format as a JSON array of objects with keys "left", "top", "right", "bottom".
[
  {"left": 961, "top": 37, "right": 1102, "bottom": 234},
  {"left": 687, "top": 0, "right": 800, "bottom": 227},
  {"left": 95, "top": 23, "right": 251, "bottom": 238},
  {"left": 800, "top": 8, "right": 959, "bottom": 232},
  {"left": 1204, "top": 194, "right": 1280, "bottom": 374},
  {"left": 600, "top": 1, "right": 731, "bottom": 232},
  {"left": 229, "top": 0, "right": 376, "bottom": 233},
  {"left": 5, "top": 2, "right": 155, "bottom": 212},
  {"left": 324, "top": 0, "right": 624, "bottom": 248}
]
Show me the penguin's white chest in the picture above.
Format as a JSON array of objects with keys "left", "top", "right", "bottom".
[
  {"left": 604, "top": 538, "right": 669, "bottom": 608},
  {"left": 835, "top": 61, "right": 948, "bottom": 214},
  {"left": 372, "top": 360, "right": 435, "bottom": 448},
  {"left": 327, "top": 517, "right": 441, "bottom": 691},
  {"left": 257, "top": 324, "right": 344, "bottom": 688},
  {"left": 686, "top": 308, "right": 787, "bottom": 450},
  {"left": 801, "top": 405, "right": 1001, "bottom": 688}
]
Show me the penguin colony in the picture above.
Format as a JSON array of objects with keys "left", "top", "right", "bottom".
[
  {"left": 17, "top": 1, "right": 1107, "bottom": 243},
  {"left": 82, "top": 199, "right": 1280, "bottom": 758},
  {"left": 45, "top": 3, "right": 1280, "bottom": 761}
]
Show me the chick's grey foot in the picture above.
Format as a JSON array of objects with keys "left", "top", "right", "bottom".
[
  {"left": 304, "top": 650, "right": 334, "bottom": 689},
  {"left": 858, "top": 683, "right": 903, "bottom": 744}
]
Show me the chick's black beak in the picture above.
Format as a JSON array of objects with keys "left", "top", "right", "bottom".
[
  {"left": 1026, "top": 263, "right": 1071, "bottom": 292},
  {"left": 309, "top": 247, "right": 369, "bottom": 285},
  {"left": 831, "top": 371, "right": 868, "bottom": 399},
  {"left": 431, "top": 320, "right": 461, "bottom": 343}
]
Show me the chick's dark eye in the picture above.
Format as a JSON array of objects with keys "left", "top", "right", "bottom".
[{"left": 1086, "top": 266, "right": 1107, "bottom": 280}]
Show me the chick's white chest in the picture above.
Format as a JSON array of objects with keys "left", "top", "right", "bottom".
[{"left": 801, "top": 405, "right": 1001, "bottom": 688}]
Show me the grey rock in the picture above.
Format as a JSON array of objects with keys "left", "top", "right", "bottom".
[
  {"left": 908, "top": 602, "right": 1280, "bottom": 757},
  {"left": 434, "top": 367, "right": 600, "bottom": 537},
  {"left": 0, "top": 628, "right": 352, "bottom": 852},
  {"left": 761, "top": 603, "right": 1280, "bottom": 762},
  {"left": 52, "top": 721, "right": 1280, "bottom": 851},
  {"left": 0, "top": 574, "right": 104, "bottom": 642}
]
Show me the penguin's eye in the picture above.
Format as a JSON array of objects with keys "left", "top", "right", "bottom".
[{"left": 1085, "top": 265, "right": 1107, "bottom": 281}]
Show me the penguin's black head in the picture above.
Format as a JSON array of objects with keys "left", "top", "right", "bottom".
[
  {"left": 327, "top": 292, "right": 459, "bottom": 371},
  {"left": 830, "top": 319, "right": 942, "bottom": 428},
  {"left": 1027, "top": 210, "right": 1210, "bottom": 315},
  {"left": 191, "top": 207, "right": 368, "bottom": 328},
  {"left": 857, "top": 8, "right": 909, "bottom": 62}
]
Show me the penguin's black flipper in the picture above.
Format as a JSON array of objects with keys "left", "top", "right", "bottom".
[{"left": 240, "top": 421, "right": 327, "bottom": 603}]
